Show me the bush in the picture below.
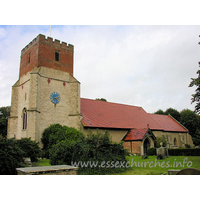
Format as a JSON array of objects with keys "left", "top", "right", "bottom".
[
  {"left": 41, "top": 124, "right": 63, "bottom": 158},
  {"left": 147, "top": 148, "right": 157, "bottom": 156},
  {"left": 49, "top": 131, "right": 129, "bottom": 175},
  {"left": 0, "top": 138, "right": 25, "bottom": 175},
  {"left": 16, "top": 138, "right": 41, "bottom": 162},
  {"left": 168, "top": 148, "right": 200, "bottom": 156},
  {"left": 41, "top": 124, "right": 84, "bottom": 158}
]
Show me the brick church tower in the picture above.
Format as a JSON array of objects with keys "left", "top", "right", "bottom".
[{"left": 7, "top": 34, "right": 81, "bottom": 146}]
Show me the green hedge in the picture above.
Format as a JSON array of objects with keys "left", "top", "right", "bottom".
[
  {"left": 147, "top": 148, "right": 157, "bottom": 155},
  {"left": 168, "top": 148, "right": 200, "bottom": 156},
  {"left": 147, "top": 147, "right": 200, "bottom": 156}
]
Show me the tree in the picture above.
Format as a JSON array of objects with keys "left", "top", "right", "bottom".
[
  {"left": 95, "top": 98, "right": 107, "bottom": 102},
  {"left": 165, "top": 108, "right": 180, "bottom": 121},
  {"left": 154, "top": 108, "right": 180, "bottom": 121},
  {"left": 0, "top": 138, "right": 25, "bottom": 175},
  {"left": 180, "top": 109, "right": 200, "bottom": 145},
  {"left": 154, "top": 109, "right": 164, "bottom": 115},
  {"left": 0, "top": 106, "right": 10, "bottom": 138},
  {"left": 16, "top": 138, "right": 41, "bottom": 162},
  {"left": 189, "top": 38, "right": 200, "bottom": 114}
]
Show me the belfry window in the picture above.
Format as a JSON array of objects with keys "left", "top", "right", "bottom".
[
  {"left": 22, "top": 108, "right": 27, "bottom": 130},
  {"left": 55, "top": 51, "right": 59, "bottom": 61}
]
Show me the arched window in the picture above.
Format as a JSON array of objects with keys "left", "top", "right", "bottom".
[
  {"left": 22, "top": 108, "right": 27, "bottom": 130},
  {"left": 174, "top": 138, "right": 177, "bottom": 146}
]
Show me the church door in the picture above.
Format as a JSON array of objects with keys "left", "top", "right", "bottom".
[{"left": 143, "top": 138, "right": 150, "bottom": 156}]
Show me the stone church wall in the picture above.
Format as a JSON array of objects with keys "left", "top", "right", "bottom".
[{"left": 8, "top": 67, "right": 81, "bottom": 147}]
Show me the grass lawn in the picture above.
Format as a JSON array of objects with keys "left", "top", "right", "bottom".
[
  {"left": 114, "top": 156, "right": 200, "bottom": 175},
  {"left": 36, "top": 159, "right": 51, "bottom": 166},
  {"left": 36, "top": 156, "right": 200, "bottom": 175}
]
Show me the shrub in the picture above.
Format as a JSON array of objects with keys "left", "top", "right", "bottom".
[
  {"left": 16, "top": 138, "right": 41, "bottom": 162},
  {"left": 41, "top": 124, "right": 63, "bottom": 158},
  {"left": 41, "top": 124, "right": 84, "bottom": 158},
  {"left": 49, "top": 131, "right": 129, "bottom": 175},
  {"left": 168, "top": 148, "right": 200, "bottom": 156},
  {"left": 0, "top": 138, "right": 25, "bottom": 175},
  {"left": 147, "top": 148, "right": 157, "bottom": 156}
]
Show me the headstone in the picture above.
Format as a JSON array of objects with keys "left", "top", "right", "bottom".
[
  {"left": 176, "top": 168, "right": 200, "bottom": 175},
  {"left": 156, "top": 142, "right": 168, "bottom": 159},
  {"left": 24, "top": 157, "right": 31, "bottom": 166}
]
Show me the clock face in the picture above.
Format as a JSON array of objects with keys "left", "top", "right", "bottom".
[{"left": 50, "top": 92, "right": 60, "bottom": 104}]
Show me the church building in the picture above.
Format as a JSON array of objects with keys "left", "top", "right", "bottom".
[{"left": 7, "top": 34, "right": 194, "bottom": 155}]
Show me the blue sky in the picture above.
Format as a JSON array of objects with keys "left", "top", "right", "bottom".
[{"left": 0, "top": 25, "right": 200, "bottom": 113}]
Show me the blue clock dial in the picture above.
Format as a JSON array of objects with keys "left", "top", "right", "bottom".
[{"left": 50, "top": 92, "right": 60, "bottom": 104}]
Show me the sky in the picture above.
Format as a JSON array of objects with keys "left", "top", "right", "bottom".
[{"left": 0, "top": 25, "right": 199, "bottom": 113}]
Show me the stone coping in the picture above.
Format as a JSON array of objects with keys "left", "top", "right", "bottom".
[{"left": 16, "top": 165, "right": 78, "bottom": 174}]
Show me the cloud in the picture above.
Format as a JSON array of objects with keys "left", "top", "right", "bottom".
[{"left": 0, "top": 25, "right": 199, "bottom": 113}]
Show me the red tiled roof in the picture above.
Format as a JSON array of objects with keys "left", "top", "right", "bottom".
[
  {"left": 123, "top": 128, "right": 148, "bottom": 141},
  {"left": 80, "top": 98, "right": 188, "bottom": 133},
  {"left": 80, "top": 98, "right": 160, "bottom": 129},
  {"left": 149, "top": 114, "right": 188, "bottom": 133}
]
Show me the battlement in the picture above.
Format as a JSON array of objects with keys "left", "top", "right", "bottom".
[{"left": 21, "top": 34, "right": 74, "bottom": 55}]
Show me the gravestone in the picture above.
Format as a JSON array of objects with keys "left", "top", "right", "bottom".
[
  {"left": 16, "top": 165, "right": 78, "bottom": 175},
  {"left": 156, "top": 142, "right": 168, "bottom": 159},
  {"left": 176, "top": 168, "right": 200, "bottom": 175}
]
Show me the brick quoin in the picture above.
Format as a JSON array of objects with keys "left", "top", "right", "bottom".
[{"left": 19, "top": 34, "right": 74, "bottom": 78}]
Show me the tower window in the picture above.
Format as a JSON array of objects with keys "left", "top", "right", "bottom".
[
  {"left": 55, "top": 51, "right": 59, "bottom": 61},
  {"left": 22, "top": 108, "right": 27, "bottom": 130}
]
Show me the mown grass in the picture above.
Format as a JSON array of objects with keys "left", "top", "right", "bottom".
[
  {"left": 36, "top": 156, "right": 200, "bottom": 175},
  {"left": 36, "top": 159, "right": 51, "bottom": 166},
  {"left": 114, "top": 156, "right": 200, "bottom": 175}
]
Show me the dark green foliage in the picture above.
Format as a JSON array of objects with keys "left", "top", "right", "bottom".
[
  {"left": 41, "top": 124, "right": 63, "bottom": 157},
  {"left": 155, "top": 137, "right": 166, "bottom": 148},
  {"left": 154, "top": 109, "right": 164, "bottom": 114},
  {"left": 147, "top": 148, "right": 157, "bottom": 156},
  {"left": 16, "top": 138, "right": 41, "bottom": 162},
  {"left": 180, "top": 109, "right": 200, "bottom": 145},
  {"left": 0, "top": 138, "right": 25, "bottom": 175},
  {"left": 180, "top": 109, "right": 198, "bottom": 135},
  {"left": 154, "top": 107, "right": 200, "bottom": 146},
  {"left": 168, "top": 148, "right": 200, "bottom": 156},
  {"left": 189, "top": 63, "right": 200, "bottom": 114},
  {"left": 95, "top": 98, "right": 107, "bottom": 102},
  {"left": 185, "top": 144, "right": 191, "bottom": 148},
  {"left": 165, "top": 108, "right": 181, "bottom": 121},
  {"left": 41, "top": 124, "right": 84, "bottom": 158},
  {"left": 49, "top": 126, "right": 84, "bottom": 147},
  {"left": 49, "top": 130, "right": 129, "bottom": 175},
  {"left": 0, "top": 106, "right": 10, "bottom": 138},
  {"left": 154, "top": 107, "right": 180, "bottom": 121}
]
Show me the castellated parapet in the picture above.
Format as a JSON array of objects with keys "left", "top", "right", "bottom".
[
  {"left": 19, "top": 34, "right": 74, "bottom": 78},
  {"left": 21, "top": 34, "right": 74, "bottom": 55}
]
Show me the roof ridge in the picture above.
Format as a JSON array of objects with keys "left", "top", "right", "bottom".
[{"left": 80, "top": 98, "right": 143, "bottom": 109}]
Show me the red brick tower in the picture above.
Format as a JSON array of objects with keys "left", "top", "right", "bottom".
[{"left": 19, "top": 34, "right": 74, "bottom": 78}]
